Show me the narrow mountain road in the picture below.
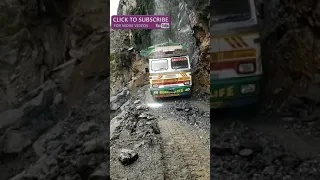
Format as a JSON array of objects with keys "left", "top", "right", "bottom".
[{"left": 110, "top": 86, "right": 210, "bottom": 180}]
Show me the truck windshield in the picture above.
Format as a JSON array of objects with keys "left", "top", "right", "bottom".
[
  {"left": 151, "top": 59, "right": 169, "bottom": 71},
  {"left": 171, "top": 57, "right": 189, "bottom": 69},
  {"left": 212, "top": 0, "right": 251, "bottom": 23}
]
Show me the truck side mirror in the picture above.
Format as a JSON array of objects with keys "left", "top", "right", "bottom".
[{"left": 145, "top": 68, "right": 149, "bottom": 73}]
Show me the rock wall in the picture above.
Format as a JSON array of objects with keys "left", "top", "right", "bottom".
[
  {"left": 0, "top": 0, "right": 109, "bottom": 179},
  {"left": 258, "top": 0, "right": 320, "bottom": 113},
  {"left": 0, "top": 0, "right": 109, "bottom": 112},
  {"left": 112, "top": 0, "right": 210, "bottom": 95}
]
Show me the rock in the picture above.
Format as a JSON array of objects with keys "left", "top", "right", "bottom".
[
  {"left": 262, "top": 165, "right": 276, "bottom": 175},
  {"left": 283, "top": 175, "right": 292, "bottom": 180},
  {"left": 49, "top": 59, "right": 78, "bottom": 89},
  {"left": 0, "top": 108, "right": 24, "bottom": 130},
  {"left": 53, "top": 93, "right": 63, "bottom": 105},
  {"left": 118, "top": 149, "right": 139, "bottom": 165},
  {"left": 184, "top": 108, "right": 191, "bottom": 112},
  {"left": 110, "top": 88, "right": 130, "bottom": 111},
  {"left": 134, "top": 100, "right": 141, "bottom": 104},
  {"left": 3, "top": 130, "right": 32, "bottom": 154},
  {"left": 138, "top": 113, "right": 148, "bottom": 119},
  {"left": 83, "top": 139, "right": 104, "bottom": 153},
  {"left": 134, "top": 141, "right": 145, "bottom": 149},
  {"left": 147, "top": 116, "right": 155, "bottom": 120},
  {"left": 211, "top": 145, "right": 233, "bottom": 156},
  {"left": 69, "top": 49, "right": 86, "bottom": 59},
  {"left": 273, "top": 88, "right": 282, "bottom": 95},
  {"left": 22, "top": 82, "right": 56, "bottom": 116},
  {"left": 32, "top": 122, "right": 64, "bottom": 157},
  {"left": 136, "top": 105, "right": 147, "bottom": 110},
  {"left": 89, "top": 163, "right": 109, "bottom": 180},
  {"left": 151, "top": 122, "right": 160, "bottom": 134},
  {"left": 120, "top": 99, "right": 132, "bottom": 111},
  {"left": 76, "top": 122, "right": 99, "bottom": 134},
  {"left": 176, "top": 107, "right": 184, "bottom": 111},
  {"left": 238, "top": 149, "right": 253, "bottom": 157}
]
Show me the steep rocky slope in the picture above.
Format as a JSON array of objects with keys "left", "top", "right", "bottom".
[
  {"left": 0, "top": 0, "right": 109, "bottom": 179},
  {"left": 0, "top": 0, "right": 109, "bottom": 112}
]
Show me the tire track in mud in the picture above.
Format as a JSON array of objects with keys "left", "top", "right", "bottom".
[{"left": 158, "top": 119, "right": 210, "bottom": 180}]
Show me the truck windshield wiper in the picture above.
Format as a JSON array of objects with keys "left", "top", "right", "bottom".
[{"left": 173, "top": 66, "right": 188, "bottom": 69}]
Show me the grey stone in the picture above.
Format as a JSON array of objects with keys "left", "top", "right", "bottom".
[
  {"left": 83, "top": 139, "right": 104, "bottom": 153},
  {"left": 118, "top": 149, "right": 138, "bottom": 165},
  {"left": 262, "top": 165, "right": 276, "bottom": 175},
  {"left": 76, "top": 122, "right": 99, "bottom": 134},
  {"left": 53, "top": 93, "right": 63, "bottom": 105},
  {"left": 239, "top": 149, "right": 253, "bottom": 157}
]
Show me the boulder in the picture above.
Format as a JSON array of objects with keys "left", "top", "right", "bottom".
[{"left": 118, "top": 149, "right": 139, "bottom": 165}]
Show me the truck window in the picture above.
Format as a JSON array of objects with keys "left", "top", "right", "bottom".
[
  {"left": 151, "top": 59, "right": 169, "bottom": 71},
  {"left": 212, "top": 0, "right": 251, "bottom": 23},
  {"left": 171, "top": 57, "right": 189, "bottom": 69}
]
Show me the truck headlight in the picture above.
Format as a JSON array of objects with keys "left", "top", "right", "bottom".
[
  {"left": 238, "top": 63, "right": 255, "bottom": 74},
  {"left": 184, "top": 81, "right": 190, "bottom": 85},
  {"left": 185, "top": 88, "right": 190, "bottom": 91},
  {"left": 241, "top": 84, "right": 256, "bottom": 94},
  {"left": 154, "top": 91, "right": 158, "bottom": 94}
]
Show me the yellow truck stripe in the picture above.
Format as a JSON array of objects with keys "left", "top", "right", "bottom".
[
  {"left": 180, "top": 72, "right": 189, "bottom": 77},
  {"left": 224, "top": 38, "right": 237, "bottom": 48},
  {"left": 211, "top": 49, "right": 256, "bottom": 62},
  {"left": 230, "top": 37, "right": 243, "bottom": 48},
  {"left": 151, "top": 77, "right": 190, "bottom": 83},
  {"left": 237, "top": 37, "right": 249, "bottom": 47}
]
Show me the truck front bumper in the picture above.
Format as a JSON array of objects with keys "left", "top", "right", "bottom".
[{"left": 150, "top": 85, "right": 191, "bottom": 98}]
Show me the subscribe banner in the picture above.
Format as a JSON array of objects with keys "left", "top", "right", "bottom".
[{"left": 111, "top": 15, "right": 171, "bottom": 30}]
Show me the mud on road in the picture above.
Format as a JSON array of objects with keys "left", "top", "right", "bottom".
[{"left": 110, "top": 86, "right": 210, "bottom": 180}]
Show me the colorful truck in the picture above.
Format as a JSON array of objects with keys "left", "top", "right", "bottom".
[
  {"left": 210, "top": 0, "right": 262, "bottom": 109},
  {"left": 140, "top": 42, "right": 192, "bottom": 99}
]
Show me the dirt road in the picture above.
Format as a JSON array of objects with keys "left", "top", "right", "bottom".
[{"left": 110, "top": 86, "right": 210, "bottom": 180}]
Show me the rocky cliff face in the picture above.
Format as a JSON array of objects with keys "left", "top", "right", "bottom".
[
  {"left": 258, "top": 0, "right": 320, "bottom": 114},
  {"left": 111, "top": 0, "right": 210, "bottom": 96},
  {"left": 0, "top": 0, "right": 109, "bottom": 113},
  {"left": 0, "top": 0, "right": 109, "bottom": 179}
]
